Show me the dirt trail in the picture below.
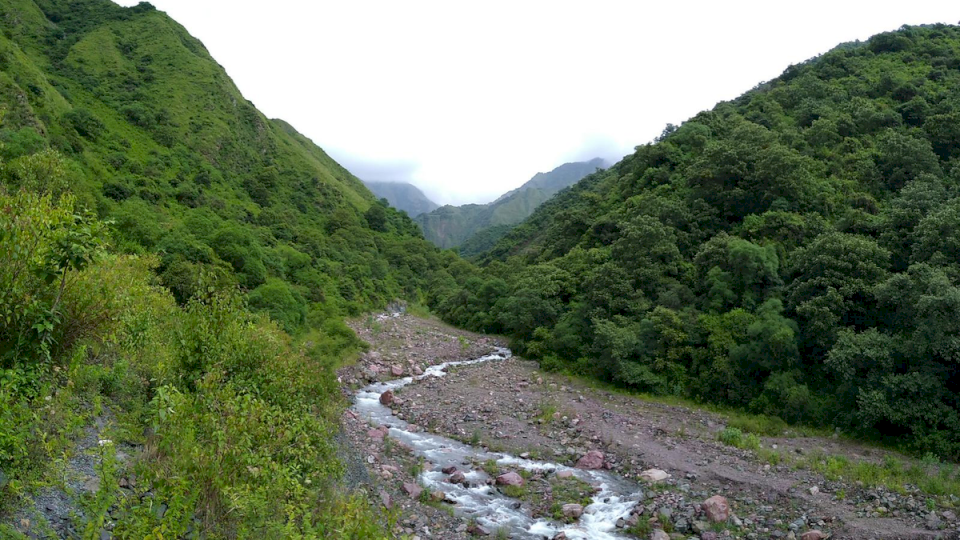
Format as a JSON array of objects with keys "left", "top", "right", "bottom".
[{"left": 341, "top": 314, "right": 960, "bottom": 539}]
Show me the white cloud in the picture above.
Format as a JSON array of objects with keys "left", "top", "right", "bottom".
[{"left": 116, "top": 0, "right": 959, "bottom": 204}]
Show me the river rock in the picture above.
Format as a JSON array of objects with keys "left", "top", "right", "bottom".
[
  {"left": 556, "top": 470, "right": 574, "bottom": 479},
  {"left": 576, "top": 450, "right": 605, "bottom": 469},
  {"left": 468, "top": 522, "right": 490, "bottom": 536},
  {"left": 801, "top": 531, "right": 827, "bottom": 540},
  {"left": 702, "top": 495, "right": 730, "bottom": 522},
  {"left": 379, "top": 390, "right": 394, "bottom": 405},
  {"left": 562, "top": 503, "right": 584, "bottom": 519},
  {"left": 391, "top": 364, "right": 404, "bottom": 376},
  {"left": 640, "top": 468, "right": 670, "bottom": 483},
  {"left": 402, "top": 482, "right": 422, "bottom": 499},
  {"left": 552, "top": 533, "right": 567, "bottom": 540},
  {"left": 449, "top": 471, "right": 466, "bottom": 484},
  {"left": 496, "top": 472, "right": 524, "bottom": 486},
  {"left": 441, "top": 465, "right": 458, "bottom": 474}
]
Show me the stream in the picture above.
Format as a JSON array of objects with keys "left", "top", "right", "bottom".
[{"left": 352, "top": 348, "right": 645, "bottom": 539}]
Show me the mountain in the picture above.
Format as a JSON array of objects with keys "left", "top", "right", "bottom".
[
  {"left": 363, "top": 180, "right": 439, "bottom": 216},
  {"left": 436, "top": 25, "right": 960, "bottom": 458},
  {"left": 0, "top": 0, "right": 460, "bottom": 535},
  {"left": 415, "top": 158, "right": 606, "bottom": 251}
]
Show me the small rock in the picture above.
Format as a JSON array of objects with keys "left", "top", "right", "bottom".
[
  {"left": 809, "top": 486, "right": 819, "bottom": 496},
  {"left": 650, "top": 530, "right": 670, "bottom": 540},
  {"left": 556, "top": 470, "right": 574, "bottom": 479},
  {"left": 576, "top": 450, "right": 605, "bottom": 470},
  {"left": 430, "top": 490, "right": 445, "bottom": 502},
  {"left": 640, "top": 469, "right": 670, "bottom": 483},
  {"left": 800, "top": 531, "right": 827, "bottom": 540},
  {"left": 702, "top": 495, "right": 730, "bottom": 522},
  {"left": 391, "top": 365, "right": 404, "bottom": 377},
  {"left": 379, "top": 390, "right": 394, "bottom": 405},
  {"left": 552, "top": 533, "right": 567, "bottom": 540},
  {"left": 441, "top": 465, "right": 458, "bottom": 474},
  {"left": 496, "top": 472, "right": 524, "bottom": 486},
  {"left": 379, "top": 489, "right": 392, "bottom": 509},
  {"left": 449, "top": 471, "right": 466, "bottom": 484},
  {"left": 701, "top": 533, "right": 719, "bottom": 540},
  {"left": 562, "top": 503, "right": 584, "bottom": 519}
]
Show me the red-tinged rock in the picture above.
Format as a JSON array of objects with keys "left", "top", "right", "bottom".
[
  {"left": 576, "top": 450, "right": 605, "bottom": 470},
  {"left": 402, "top": 482, "right": 422, "bottom": 499},
  {"left": 496, "top": 472, "right": 524, "bottom": 486},
  {"left": 391, "top": 364, "right": 404, "bottom": 377},
  {"left": 702, "top": 495, "right": 730, "bottom": 522},
  {"left": 449, "top": 471, "right": 466, "bottom": 484},
  {"left": 379, "top": 489, "right": 391, "bottom": 509},
  {"left": 441, "top": 465, "right": 458, "bottom": 474},
  {"left": 562, "top": 503, "right": 583, "bottom": 519},
  {"left": 379, "top": 390, "right": 394, "bottom": 405},
  {"left": 801, "top": 531, "right": 827, "bottom": 540}
]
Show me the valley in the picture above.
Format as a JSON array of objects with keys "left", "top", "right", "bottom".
[{"left": 342, "top": 314, "right": 960, "bottom": 539}]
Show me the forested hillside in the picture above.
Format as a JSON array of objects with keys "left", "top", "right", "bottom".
[
  {"left": 415, "top": 158, "right": 606, "bottom": 252},
  {"left": 363, "top": 180, "right": 439, "bottom": 217},
  {"left": 438, "top": 24, "right": 960, "bottom": 458},
  {"left": 0, "top": 0, "right": 463, "bottom": 536}
]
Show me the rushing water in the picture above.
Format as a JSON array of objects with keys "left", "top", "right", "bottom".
[{"left": 352, "top": 348, "right": 645, "bottom": 539}]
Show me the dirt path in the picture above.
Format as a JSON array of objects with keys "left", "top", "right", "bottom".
[{"left": 341, "top": 314, "right": 960, "bottom": 539}]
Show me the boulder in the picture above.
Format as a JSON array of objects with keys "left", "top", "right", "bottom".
[
  {"left": 467, "top": 522, "right": 490, "bottom": 536},
  {"left": 391, "top": 364, "right": 404, "bottom": 377},
  {"left": 576, "top": 450, "right": 605, "bottom": 470},
  {"left": 702, "top": 495, "right": 730, "bottom": 522},
  {"left": 379, "top": 390, "right": 394, "bottom": 405},
  {"left": 801, "top": 531, "right": 827, "bottom": 540},
  {"left": 496, "top": 472, "right": 524, "bottom": 486},
  {"left": 401, "top": 482, "right": 422, "bottom": 499},
  {"left": 552, "top": 533, "right": 567, "bottom": 540},
  {"left": 441, "top": 465, "right": 458, "bottom": 474},
  {"left": 562, "top": 503, "right": 584, "bottom": 519},
  {"left": 639, "top": 468, "right": 670, "bottom": 483},
  {"left": 556, "top": 470, "right": 574, "bottom": 479},
  {"left": 379, "top": 489, "right": 392, "bottom": 509},
  {"left": 449, "top": 471, "right": 466, "bottom": 484},
  {"left": 650, "top": 530, "right": 670, "bottom": 540}
]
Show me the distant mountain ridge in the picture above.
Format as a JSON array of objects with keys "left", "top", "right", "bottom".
[
  {"left": 415, "top": 158, "right": 607, "bottom": 251},
  {"left": 363, "top": 180, "right": 439, "bottom": 217}
]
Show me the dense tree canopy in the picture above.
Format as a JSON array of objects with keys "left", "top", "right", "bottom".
[{"left": 437, "top": 24, "right": 960, "bottom": 458}]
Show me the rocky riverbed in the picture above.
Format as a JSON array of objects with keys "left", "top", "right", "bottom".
[{"left": 341, "top": 313, "right": 960, "bottom": 539}]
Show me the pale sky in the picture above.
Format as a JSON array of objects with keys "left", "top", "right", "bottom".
[{"left": 117, "top": 0, "right": 959, "bottom": 205}]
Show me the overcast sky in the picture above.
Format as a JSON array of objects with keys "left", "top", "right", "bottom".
[{"left": 117, "top": 1, "right": 959, "bottom": 205}]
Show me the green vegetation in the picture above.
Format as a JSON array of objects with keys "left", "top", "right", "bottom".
[
  {"left": 0, "top": 0, "right": 469, "bottom": 536},
  {"left": 547, "top": 475, "right": 594, "bottom": 522},
  {"left": 437, "top": 24, "right": 960, "bottom": 459},
  {"left": 718, "top": 427, "right": 761, "bottom": 450},
  {"left": 416, "top": 158, "right": 606, "bottom": 252}
]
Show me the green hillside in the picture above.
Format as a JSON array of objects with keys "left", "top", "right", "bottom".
[
  {"left": 0, "top": 0, "right": 462, "bottom": 536},
  {"left": 363, "top": 180, "right": 439, "bottom": 217},
  {"left": 415, "top": 158, "right": 606, "bottom": 250},
  {"left": 439, "top": 24, "right": 960, "bottom": 458}
]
